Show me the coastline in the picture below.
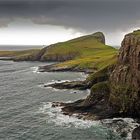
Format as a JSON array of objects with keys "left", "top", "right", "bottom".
[{"left": 0, "top": 57, "right": 139, "bottom": 139}]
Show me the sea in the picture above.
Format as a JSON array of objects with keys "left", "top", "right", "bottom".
[{"left": 0, "top": 46, "right": 138, "bottom": 140}]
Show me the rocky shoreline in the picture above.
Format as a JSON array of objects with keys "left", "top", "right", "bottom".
[
  {"left": 51, "top": 101, "right": 140, "bottom": 139},
  {"left": 44, "top": 80, "right": 88, "bottom": 90},
  {"left": 44, "top": 30, "right": 140, "bottom": 139},
  {"left": 38, "top": 63, "right": 94, "bottom": 74}
]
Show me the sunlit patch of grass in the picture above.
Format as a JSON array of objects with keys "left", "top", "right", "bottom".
[{"left": 56, "top": 48, "right": 118, "bottom": 70}]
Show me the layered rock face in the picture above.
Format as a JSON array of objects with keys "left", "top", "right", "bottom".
[{"left": 109, "top": 30, "right": 140, "bottom": 116}]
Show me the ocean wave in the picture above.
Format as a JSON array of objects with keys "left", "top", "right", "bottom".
[
  {"left": 44, "top": 80, "right": 71, "bottom": 86},
  {"left": 31, "top": 67, "right": 40, "bottom": 73}
]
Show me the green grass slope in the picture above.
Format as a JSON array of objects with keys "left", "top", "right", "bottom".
[
  {"left": 129, "top": 29, "right": 140, "bottom": 36},
  {"left": 47, "top": 32, "right": 118, "bottom": 71}
]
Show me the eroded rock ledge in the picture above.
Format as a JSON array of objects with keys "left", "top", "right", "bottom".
[{"left": 44, "top": 64, "right": 114, "bottom": 90}]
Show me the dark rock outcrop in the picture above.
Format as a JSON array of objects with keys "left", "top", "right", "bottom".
[
  {"left": 132, "top": 126, "right": 140, "bottom": 139},
  {"left": 52, "top": 65, "right": 117, "bottom": 119},
  {"left": 60, "top": 81, "right": 118, "bottom": 120},
  {"left": 44, "top": 81, "right": 88, "bottom": 90},
  {"left": 109, "top": 30, "right": 140, "bottom": 117},
  {"left": 44, "top": 64, "right": 115, "bottom": 90},
  {"left": 39, "top": 64, "right": 92, "bottom": 73}
]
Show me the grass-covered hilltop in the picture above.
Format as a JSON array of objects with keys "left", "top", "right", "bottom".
[{"left": 0, "top": 32, "right": 117, "bottom": 72}]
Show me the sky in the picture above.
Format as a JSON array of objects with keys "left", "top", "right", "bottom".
[{"left": 0, "top": 0, "right": 140, "bottom": 46}]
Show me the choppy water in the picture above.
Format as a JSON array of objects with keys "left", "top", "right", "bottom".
[{"left": 0, "top": 60, "right": 137, "bottom": 140}]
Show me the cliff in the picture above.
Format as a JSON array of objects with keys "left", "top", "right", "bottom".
[
  {"left": 109, "top": 30, "right": 140, "bottom": 117},
  {"left": 57, "top": 30, "right": 140, "bottom": 121}
]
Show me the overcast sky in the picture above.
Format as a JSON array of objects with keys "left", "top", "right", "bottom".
[{"left": 0, "top": 0, "right": 140, "bottom": 46}]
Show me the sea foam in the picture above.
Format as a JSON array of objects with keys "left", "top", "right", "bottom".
[
  {"left": 31, "top": 67, "right": 40, "bottom": 73},
  {"left": 38, "top": 102, "right": 139, "bottom": 139},
  {"left": 38, "top": 102, "right": 100, "bottom": 129}
]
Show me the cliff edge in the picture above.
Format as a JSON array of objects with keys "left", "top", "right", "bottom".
[{"left": 109, "top": 30, "right": 140, "bottom": 117}]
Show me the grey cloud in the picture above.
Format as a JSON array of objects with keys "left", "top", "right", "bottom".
[{"left": 0, "top": 0, "right": 139, "bottom": 33}]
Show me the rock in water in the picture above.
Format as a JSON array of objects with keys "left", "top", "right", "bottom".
[
  {"left": 109, "top": 30, "right": 140, "bottom": 117},
  {"left": 132, "top": 126, "right": 140, "bottom": 139}
]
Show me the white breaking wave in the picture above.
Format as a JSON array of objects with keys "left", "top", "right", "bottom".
[
  {"left": 101, "top": 118, "right": 139, "bottom": 140},
  {"left": 38, "top": 102, "right": 139, "bottom": 140},
  {"left": 31, "top": 67, "right": 40, "bottom": 73},
  {"left": 38, "top": 102, "right": 100, "bottom": 129},
  {"left": 80, "top": 72, "right": 88, "bottom": 80},
  {"left": 44, "top": 80, "right": 71, "bottom": 86}
]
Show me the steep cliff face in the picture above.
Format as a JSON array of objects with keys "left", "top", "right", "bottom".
[
  {"left": 92, "top": 32, "right": 105, "bottom": 44},
  {"left": 109, "top": 30, "right": 140, "bottom": 116}
]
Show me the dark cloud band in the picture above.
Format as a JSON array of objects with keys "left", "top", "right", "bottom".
[{"left": 0, "top": 0, "right": 139, "bottom": 33}]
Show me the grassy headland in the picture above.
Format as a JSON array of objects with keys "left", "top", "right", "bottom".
[{"left": 0, "top": 32, "right": 118, "bottom": 71}]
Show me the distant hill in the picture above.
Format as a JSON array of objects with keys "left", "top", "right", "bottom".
[{"left": 0, "top": 32, "right": 118, "bottom": 71}]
